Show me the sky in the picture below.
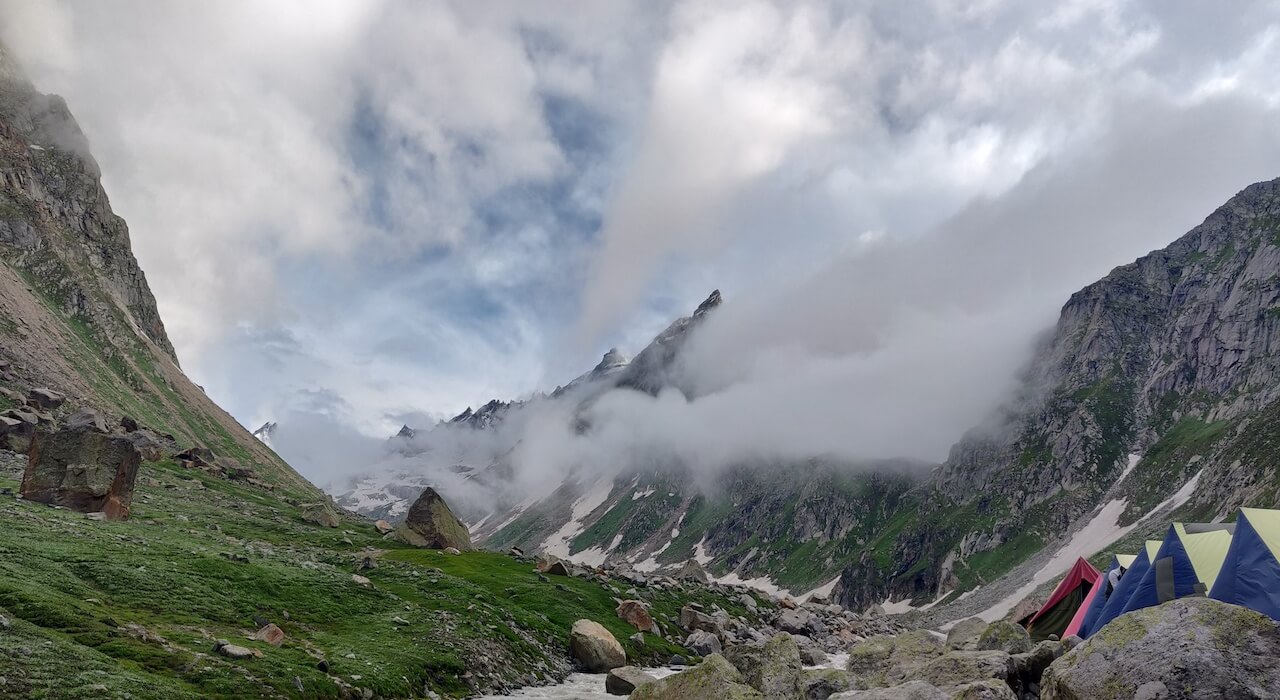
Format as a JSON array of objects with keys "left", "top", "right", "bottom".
[{"left": 3, "top": 1, "right": 1280, "bottom": 487}]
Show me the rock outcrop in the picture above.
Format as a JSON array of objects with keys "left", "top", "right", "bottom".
[
  {"left": 21, "top": 423, "right": 141, "bottom": 519},
  {"left": 569, "top": 619, "right": 625, "bottom": 672},
  {"left": 1041, "top": 598, "right": 1280, "bottom": 699},
  {"left": 394, "top": 487, "right": 472, "bottom": 550}
]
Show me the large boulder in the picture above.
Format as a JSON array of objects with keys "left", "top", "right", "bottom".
[
  {"left": 1041, "top": 598, "right": 1280, "bottom": 700},
  {"left": 749, "top": 633, "right": 803, "bottom": 698},
  {"left": 631, "top": 654, "right": 763, "bottom": 700},
  {"left": 21, "top": 425, "right": 141, "bottom": 519},
  {"left": 776, "top": 608, "right": 812, "bottom": 635},
  {"left": 62, "top": 408, "right": 107, "bottom": 432},
  {"left": 680, "top": 604, "right": 722, "bottom": 635},
  {"left": 0, "top": 412, "right": 35, "bottom": 453},
  {"left": 394, "top": 487, "right": 472, "bottom": 550},
  {"left": 946, "top": 618, "right": 987, "bottom": 651},
  {"left": 617, "top": 599, "right": 657, "bottom": 633},
  {"left": 975, "top": 621, "right": 1031, "bottom": 655},
  {"left": 606, "top": 666, "right": 657, "bottom": 695},
  {"left": 676, "top": 559, "right": 710, "bottom": 582},
  {"left": 569, "top": 619, "right": 625, "bottom": 672},
  {"left": 847, "top": 630, "right": 945, "bottom": 687},
  {"left": 26, "top": 387, "right": 65, "bottom": 410}
]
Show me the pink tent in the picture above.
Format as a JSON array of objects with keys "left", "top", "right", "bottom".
[{"left": 1022, "top": 557, "right": 1102, "bottom": 641}]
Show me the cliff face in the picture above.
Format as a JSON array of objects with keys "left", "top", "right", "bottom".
[
  {"left": 834, "top": 177, "right": 1280, "bottom": 608},
  {"left": 0, "top": 46, "right": 317, "bottom": 497}
]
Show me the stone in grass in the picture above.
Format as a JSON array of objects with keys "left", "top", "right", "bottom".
[
  {"left": 21, "top": 424, "right": 141, "bottom": 520},
  {"left": 394, "top": 487, "right": 472, "bottom": 551},
  {"left": 606, "top": 666, "right": 657, "bottom": 695},
  {"left": 569, "top": 619, "right": 626, "bottom": 672},
  {"left": 630, "top": 654, "right": 764, "bottom": 699},
  {"left": 616, "top": 599, "right": 657, "bottom": 633},
  {"left": 254, "top": 623, "right": 285, "bottom": 647},
  {"left": 214, "top": 640, "right": 261, "bottom": 659},
  {"left": 300, "top": 502, "right": 340, "bottom": 528}
]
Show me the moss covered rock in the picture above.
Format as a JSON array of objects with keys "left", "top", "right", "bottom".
[
  {"left": 631, "top": 653, "right": 763, "bottom": 699},
  {"left": 802, "top": 668, "right": 862, "bottom": 699},
  {"left": 848, "top": 630, "right": 944, "bottom": 687},
  {"left": 976, "top": 621, "right": 1032, "bottom": 655},
  {"left": 1041, "top": 598, "right": 1280, "bottom": 700},
  {"left": 394, "top": 487, "right": 472, "bottom": 550},
  {"left": 946, "top": 618, "right": 988, "bottom": 651}
]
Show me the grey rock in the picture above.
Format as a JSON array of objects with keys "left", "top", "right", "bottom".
[
  {"left": 605, "top": 666, "right": 656, "bottom": 695},
  {"left": 631, "top": 654, "right": 762, "bottom": 700},
  {"left": 569, "top": 619, "right": 625, "bottom": 672},
  {"left": 685, "top": 629, "right": 722, "bottom": 657},
  {"left": 975, "top": 621, "right": 1031, "bottom": 655},
  {"left": 1041, "top": 598, "right": 1280, "bottom": 700},
  {"left": 21, "top": 424, "right": 141, "bottom": 519},
  {"left": 829, "top": 680, "right": 948, "bottom": 699},
  {"left": 945, "top": 618, "right": 987, "bottom": 651},
  {"left": 394, "top": 487, "right": 472, "bottom": 550},
  {"left": 803, "top": 668, "right": 862, "bottom": 699}
]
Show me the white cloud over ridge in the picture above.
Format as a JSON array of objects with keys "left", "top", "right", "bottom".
[{"left": 2, "top": 1, "right": 1279, "bottom": 488}]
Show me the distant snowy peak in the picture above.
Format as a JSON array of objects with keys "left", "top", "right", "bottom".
[
  {"left": 449, "top": 398, "right": 513, "bottom": 430},
  {"left": 251, "top": 421, "right": 277, "bottom": 446},
  {"left": 593, "top": 347, "right": 630, "bottom": 376}
]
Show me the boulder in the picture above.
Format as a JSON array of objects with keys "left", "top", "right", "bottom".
[
  {"left": 676, "top": 559, "right": 709, "bottom": 582},
  {"left": 214, "top": 640, "right": 260, "bottom": 660},
  {"left": 569, "top": 619, "right": 625, "bottom": 672},
  {"left": 776, "top": 608, "right": 812, "bottom": 635},
  {"left": 374, "top": 519, "right": 393, "bottom": 534},
  {"left": 794, "top": 634, "right": 829, "bottom": 665},
  {"left": 123, "top": 430, "right": 165, "bottom": 461},
  {"left": 120, "top": 415, "right": 139, "bottom": 432},
  {"left": 847, "top": 630, "right": 945, "bottom": 687},
  {"left": 254, "top": 623, "right": 285, "bottom": 647},
  {"left": 744, "top": 633, "right": 802, "bottom": 698},
  {"left": 1009, "top": 639, "right": 1060, "bottom": 695},
  {"left": 739, "top": 593, "right": 759, "bottom": 611},
  {"left": 606, "top": 666, "right": 657, "bottom": 695},
  {"left": 21, "top": 425, "right": 141, "bottom": 519},
  {"left": 0, "top": 414, "right": 34, "bottom": 453},
  {"left": 616, "top": 599, "right": 657, "bottom": 633},
  {"left": 946, "top": 618, "right": 987, "bottom": 651},
  {"left": 631, "top": 654, "right": 763, "bottom": 700},
  {"left": 351, "top": 574, "right": 372, "bottom": 587},
  {"left": 685, "top": 629, "right": 722, "bottom": 656},
  {"left": 300, "top": 502, "right": 340, "bottom": 528},
  {"left": 1041, "top": 598, "right": 1280, "bottom": 700},
  {"left": 952, "top": 679, "right": 1018, "bottom": 699},
  {"left": 975, "top": 621, "right": 1031, "bottom": 655},
  {"left": 62, "top": 408, "right": 107, "bottom": 432},
  {"left": 26, "top": 387, "right": 65, "bottom": 410},
  {"left": 829, "top": 680, "right": 948, "bottom": 699},
  {"left": 394, "top": 487, "right": 471, "bottom": 550},
  {"left": 803, "top": 668, "right": 862, "bottom": 699},
  {"left": 680, "top": 604, "right": 722, "bottom": 635},
  {"left": 905, "top": 650, "right": 1014, "bottom": 689},
  {"left": 545, "top": 560, "right": 572, "bottom": 576}
]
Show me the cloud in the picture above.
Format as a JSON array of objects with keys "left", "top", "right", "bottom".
[{"left": 2, "top": 1, "right": 1279, "bottom": 492}]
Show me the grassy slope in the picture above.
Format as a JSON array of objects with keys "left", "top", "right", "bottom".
[{"left": 0, "top": 460, "right": 763, "bottom": 699}]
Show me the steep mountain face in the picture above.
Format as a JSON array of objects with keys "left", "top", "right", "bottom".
[
  {"left": 0, "top": 46, "right": 315, "bottom": 497},
  {"left": 833, "top": 177, "right": 1280, "bottom": 609}
]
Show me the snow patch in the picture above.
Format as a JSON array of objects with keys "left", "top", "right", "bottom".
[
  {"left": 798, "top": 576, "right": 841, "bottom": 602},
  {"left": 882, "top": 597, "right": 920, "bottom": 615},
  {"left": 1115, "top": 453, "right": 1142, "bottom": 485},
  {"left": 693, "top": 538, "right": 713, "bottom": 565},
  {"left": 540, "top": 478, "right": 616, "bottom": 561},
  {"left": 632, "top": 487, "right": 655, "bottom": 500}
]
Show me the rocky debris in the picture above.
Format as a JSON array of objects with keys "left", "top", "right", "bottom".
[
  {"left": 794, "top": 634, "right": 829, "bottom": 665},
  {"left": 831, "top": 680, "right": 949, "bottom": 699},
  {"left": 847, "top": 630, "right": 945, "bottom": 687},
  {"left": 26, "top": 387, "right": 64, "bottom": 410},
  {"left": 119, "top": 415, "right": 138, "bottom": 432},
  {"left": 685, "top": 629, "right": 722, "bottom": 656},
  {"left": 300, "top": 502, "right": 340, "bottom": 528},
  {"left": 394, "top": 487, "right": 471, "bottom": 551},
  {"left": 804, "top": 669, "right": 862, "bottom": 699},
  {"left": 569, "top": 619, "right": 625, "bottom": 672},
  {"left": 975, "top": 621, "right": 1031, "bottom": 655},
  {"left": 680, "top": 604, "right": 723, "bottom": 636},
  {"left": 254, "top": 623, "right": 284, "bottom": 647},
  {"left": 374, "top": 519, "right": 393, "bottom": 535},
  {"left": 1041, "top": 598, "right": 1280, "bottom": 700},
  {"left": 605, "top": 666, "right": 657, "bottom": 695},
  {"left": 946, "top": 618, "right": 987, "bottom": 651},
  {"left": 21, "top": 424, "right": 141, "bottom": 520},
  {"left": 630, "top": 653, "right": 762, "bottom": 699},
  {"left": 911, "top": 650, "right": 1014, "bottom": 690},
  {"left": 776, "top": 608, "right": 811, "bottom": 635},
  {"left": 1008, "top": 639, "right": 1063, "bottom": 698},
  {"left": 616, "top": 599, "right": 656, "bottom": 633}
]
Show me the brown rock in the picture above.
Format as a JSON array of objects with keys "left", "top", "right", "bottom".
[
  {"left": 21, "top": 425, "right": 141, "bottom": 520},
  {"left": 254, "top": 623, "right": 285, "bottom": 647},
  {"left": 617, "top": 599, "right": 657, "bottom": 633},
  {"left": 26, "top": 387, "right": 65, "bottom": 410},
  {"left": 570, "top": 619, "right": 626, "bottom": 672},
  {"left": 374, "top": 519, "right": 393, "bottom": 534}
]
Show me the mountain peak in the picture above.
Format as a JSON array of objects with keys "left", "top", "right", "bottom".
[{"left": 693, "top": 289, "right": 722, "bottom": 318}]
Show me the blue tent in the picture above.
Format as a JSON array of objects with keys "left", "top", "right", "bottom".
[
  {"left": 1210, "top": 508, "right": 1280, "bottom": 621},
  {"left": 1077, "top": 553, "right": 1135, "bottom": 638},
  {"left": 1118, "top": 523, "right": 1233, "bottom": 617},
  {"left": 1085, "top": 540, "right": 1161, "bottom": 638}
]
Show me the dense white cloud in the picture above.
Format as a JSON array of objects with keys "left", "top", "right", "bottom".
[{"left": 2, "top": 1, "right": 1279, "bottom": 486}]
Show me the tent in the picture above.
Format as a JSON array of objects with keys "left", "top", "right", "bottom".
[
  {"left": 1210, "top": 508, "right": 1280, "bottom": 620},
  {"left": 1076, "top": 553, "right": 1136, "bottom": 638},
  {"left": 1118, "top": 523, "right": 1234, "bottom": 617},
  {"left": 1021, "top": 557, "right": 1101, "bottom": 641},
  {"left": 1085, "top": 540, "right": 1162, "bottom": 637}
]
